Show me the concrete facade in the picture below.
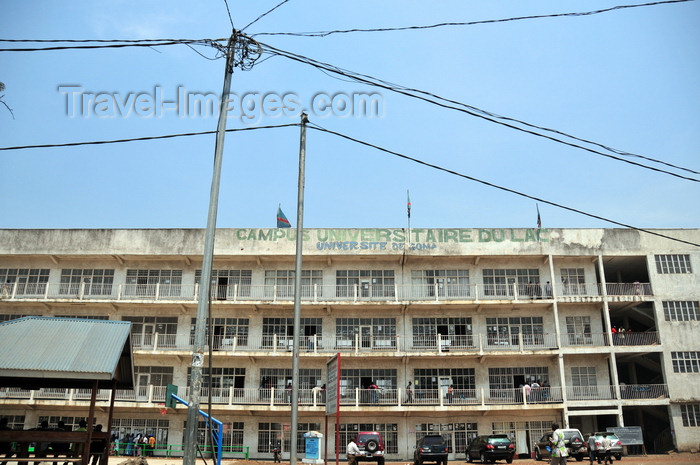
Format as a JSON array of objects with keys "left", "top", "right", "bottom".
[{"left": 0, "top": 227, "right": 698, "bottom": 459}]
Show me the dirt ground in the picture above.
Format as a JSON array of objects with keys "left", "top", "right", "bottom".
[{"left": 106, "top": 454, "right": 700, "bottom": 465}]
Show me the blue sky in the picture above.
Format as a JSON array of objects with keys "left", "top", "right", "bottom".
[{"left": 0, "top": 1, "right": 698, "bottom": 230}]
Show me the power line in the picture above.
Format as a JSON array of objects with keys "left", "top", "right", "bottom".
[
  {"left": 253, "top": 0, "right": 694, "bottom": 37},
  {"left": 260, "top": 42, "right": 700, "bottom": 181},
  {"left": 242, "top": 0, "right": 293, "bottom": 32},
  {"left": 0, "top": 123, "right": 299, "bottom": 151},
  {"left": 222, "top": 0, "right": 235, "bottom": 29},
  {"left": 0, "top": 38, "right": 227, "bottom": 52},
  {"left": 307, "top": 122, "right": 700, "bottom": 248}
]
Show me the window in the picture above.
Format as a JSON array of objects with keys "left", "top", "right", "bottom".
[
  {"left": 336, "top": 270, "right": 395, "bottom": 298},
  {"left": 59, "top": 269, "right": 114, "bottom": 296},
  {"left": 111, "top": 418, "right": 169, "bottom": 447},
  {"left": 195, "top": 269, "right": 252, "bottom": 298},
  {"left": 335, "top": 317, "right": 396, "bottom": 349},
  {"left": 411, "top": 269, "right": 470, "bottom": 298},
  {"left": 190, "top": 317, "right": 249, "bottom": 348},
  {"left": 412, "top": 317, "right": 473, "bottom": 348},
  {"left": 482, "top": 269, "right": 540, "bottom": 297},
  {"left": 565, "top": 316, "right": 592, "bottom": 345},
  {"left": 413, "top": 368, "right": 475, "bottom": 392},
  {"left": 341, "top": 368, "right": 397, "bottom": 394},
  {"left": 655, "top": 254, "right": 692, "bottom": 274},
  {"left": 486, "top": 317, "right": 544, "bottom": 346},
  {"left": 262, "top": 317, "right": 322, "bottom": 349},
  {"left": 124, "top": 316, "right": 179, "bottom": 348},
  {"left": 258, "top": 422, "right": 320, "bottom": 454},
  {"left": 0, "top": 268, "right": 49, "bottom": 295},
  {"left": 488, "top": 367, "right": 549, "bottom": 390},
  {"left": 187, "top": 367, "right": 245, "bottom": 394},
  {"left": 415, "top": 422, "right": 477, "bottom": 454},
  {"left": 672, "top": 352, "right": 700, "bottom": 373},
  {"left": 259, "top": 368, "right": 322, "bottom": 392},
  {"left": 125, "top": 269, "right": 182, "bottom": 297},
  {"left": 664, "top": 301, "right": 699, "bottom": 321},
  {"left": 560, "top": 268, "right": 586, "bottom": 295},
  {"left": 264, "top": 270, "right": 322, "bottom": 298},
  {"left": 571, "top": 366, "right": 597, "bottom": 398},
  {"left": 680, "top": 404, "right": 700, "bottom": 427}
]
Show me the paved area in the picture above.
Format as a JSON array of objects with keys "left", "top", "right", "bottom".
[{"left": 106, "top": 454, "right": 700, "bottom": 465}]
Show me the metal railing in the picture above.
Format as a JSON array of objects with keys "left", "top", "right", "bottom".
[
  {"left": 0, "top": 281, "right": 654, "bottom": 303},
  {"left": 0, "top": 383, "right": 667, "bottom": 405},
  {"left": 129, "top": 330, "right": 661, "bottom": 355}
]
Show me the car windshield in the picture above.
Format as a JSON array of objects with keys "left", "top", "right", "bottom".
[
  {"left": 422, "top": 437, "right": 444, "bottom": 445},
  {"left": 564, "top": 432, "right": 582, "bottom": 440},
  {"left": 596, "top": 434, "right": 619, "bottom": 441}
]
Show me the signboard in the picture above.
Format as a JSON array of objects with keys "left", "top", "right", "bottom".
[
  {"left": 607, "top": 426, "right": 643, "bottom": 446},
  {"left": 325, "top": 354, "right": 340, "bottom": 416}
]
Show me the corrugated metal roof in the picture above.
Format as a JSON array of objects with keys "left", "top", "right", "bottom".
[{"left": 0, "top": 316, "right": 133, "bottom": 389}]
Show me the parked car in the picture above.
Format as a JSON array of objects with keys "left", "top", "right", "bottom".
[
  {"left": 534, "top": 428, "right": 587, "bottom": 461},
  {"left": 354, "top": 431, "right": 386, "bottom": 465},
  {"left": 589, "top": 432, "right": 623, "bottom": 461},
  {"left": 414, "top": 434, "right": 449, "bottom": 465},
  {"left": 466, "top": 434, "right": 515, "bottom": 463}
]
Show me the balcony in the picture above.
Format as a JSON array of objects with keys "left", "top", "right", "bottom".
[
  {"left": 130, "top": 331, "right": 661, "bottom": 355},
  {"left": 1, "top": 384, "right": 666, "bottom": 407},
  {"left": 0, "top": 281, "right": 653, "bottom": 304}
]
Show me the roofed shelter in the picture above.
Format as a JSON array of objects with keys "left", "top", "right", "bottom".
[{"left": 0, "top": 317, "right": 134, "bottom": 465}]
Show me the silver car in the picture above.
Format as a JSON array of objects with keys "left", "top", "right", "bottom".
[{"left": 589, "top": 432, "right": 623, "bottom": 461}]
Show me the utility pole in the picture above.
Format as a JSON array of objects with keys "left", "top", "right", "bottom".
[
  {"left": 289, "top": 113, "right": 309, "bottom": 465},
  {"left": 183, "top": 33, "right": 236, "bottom": 465}
]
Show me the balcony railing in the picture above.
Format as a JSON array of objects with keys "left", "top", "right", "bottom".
[
  {"left": 130, "top": 330, "right": 660, "bottom": 354},
  {"left": 0, "top": 281, "right": 653, "bottom": 303},
  {"left": 0, "top": 383, "right": 667, "bottom": 406}
]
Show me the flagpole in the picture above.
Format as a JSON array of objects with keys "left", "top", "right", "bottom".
[{"left": 407, "top": 190, "right": 411, "bottom": 245}]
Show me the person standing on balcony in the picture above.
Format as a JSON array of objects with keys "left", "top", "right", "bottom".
[
  {"left": 446, "top": 385, "right": 453, "bottom": 403},
  {"left": 548, "top": 423, "right": 568, "bottom": 465},
  {"left": 285, "top": 382, "right": 292, "bottom": 403},
  {"left": 406, "top": 382, "right": 413, "bottom": 403},
  {"left": 545, "top": 281, "right": 552, "bottom": 298}
]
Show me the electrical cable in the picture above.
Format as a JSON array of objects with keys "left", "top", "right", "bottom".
[
  {"left": 0, "top": 123, "right": 300, "bottom": 151},
  {"left": 307, "top": 122, "right": 700, "bottom": 248},
  {"left": 222, "top": 0, "right": 235, "bottom": 29},
  {"left": 253, "top": 0, "right": 694, "bottom": 37},
  {"left": 0, "top": 121, "right": 695, "bottom": 246},
  {"left": 242, "top": 0, "right": 292, "bottom": 32},
  {"left": 0, "top": 38, "right": 227, "bottom": 52},
  {"left": 260, "top": 42, "right": 700, "bottom": 181}
]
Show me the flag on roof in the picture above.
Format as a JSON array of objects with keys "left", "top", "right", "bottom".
[
  {"left": 407, "top": 190, "right": 411, "bottom": 219},
  {"left": 277, "top": 205, "right": 291, "bottom": 228},
  {"left": 536, "top": 204, "right": 542, "bottom": 229}
]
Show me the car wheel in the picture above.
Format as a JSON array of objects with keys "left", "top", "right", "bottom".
[
  {"left": 479, "top": 452, "right": 486, "bottom": 463},
  {"left": 506, "top": 458, "right": 513, "bottom": 464},
  {"left": 576, "top": 455, "right": 584, "bottom": 461},
  {"left": 466, "top": 452, "right": 473, "bottom": 463},
  {"left": 615, "top": 454, "right": 622, "bottom": 461},
  {"left": 535, "top": 448, "right": 542, "bottom": 461},
  {"left": 377, "top": 458, "right": 384, "bottom": 465},
  {"left": 366, "top": 440, "right": 379, "bottom": 453}
]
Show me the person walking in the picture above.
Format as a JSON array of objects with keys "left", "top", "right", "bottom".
[
  {"left": 549, "top": 423, "right": 569, "bottom": 465},
  {"left": 346, "top": 438, "right": 360, "bottom": 465},
  {"left": 587, "top": 433, "right": 597, "bottom": 464},
  {"left": 600, "top": 433, "right": 612, "bottom": 465}
]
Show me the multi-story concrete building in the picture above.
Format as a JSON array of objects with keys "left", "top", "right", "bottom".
[{"left": 0, "top": 227, "right": 698, "bottom": 459}]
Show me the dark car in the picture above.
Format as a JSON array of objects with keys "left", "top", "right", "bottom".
[
  {"left": 414, "top": 434, "right": 449, "bottom": 465},
  {"left": 355, "top": 431, "right": 386, "bottom": 465},
  {"left": 589, "top": 432, "right": 623, "bottom": 461},
  {"left": 534, "top": 428, "right": 587, "bottom": 461},
  {"left": 466, "top": 434, "right": 514, "bottom": 463}
]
